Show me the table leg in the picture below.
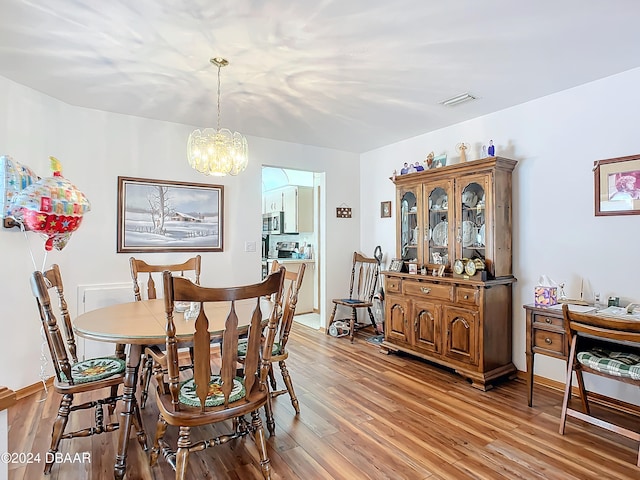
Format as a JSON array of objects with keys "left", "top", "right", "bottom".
[
  {"left": 526, "top": 351, "right": 534, "bottom": 407},
  {"left": 115, "top": 344, "right": 143, "bottom": 480}
]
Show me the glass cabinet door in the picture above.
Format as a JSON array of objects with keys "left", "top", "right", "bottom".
[
  {"left": 399, "top": 190, "right": 419, "bottom": 261},
  {"left": 424, "top": 182, "right": 452, "bottom": 269},
  {"left": 457, "top": 179, "right": 487, "bottom": 269}
]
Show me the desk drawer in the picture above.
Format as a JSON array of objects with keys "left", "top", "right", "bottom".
[
  {"left": 533, "top": 330, "right": 565, "bottom": 355},
  {"left": 385, "top": 277, "right": 401, "bottom": 294},
  {"left": 533, "top": 313, "right": 564, "bottom": 329},
  {"left": 403, "top": 281, "right": 453, "bottom": 301}
]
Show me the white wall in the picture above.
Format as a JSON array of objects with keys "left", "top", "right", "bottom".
[
  {"left": 360, "top": 67, "right": 640, "bottom": 404},
  {"left": 0, "top": 76, "right": 360, "bottom": 391}
]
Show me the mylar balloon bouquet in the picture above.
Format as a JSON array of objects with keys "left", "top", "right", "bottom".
[
  {"left": 1, "top": 155, "right": 39, "bottom": 221},
  {"left": 8, "top": 156, "right": 91, "bottom": 251}
]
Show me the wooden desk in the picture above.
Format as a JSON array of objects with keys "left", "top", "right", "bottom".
[
  {"left": 524, "top": 304, "right": 570, "bottom": 407},
  {"left": 74, "top": 298, "right": 272, "bottom": 480}
]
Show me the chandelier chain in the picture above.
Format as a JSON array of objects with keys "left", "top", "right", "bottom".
[{"left": 216, "top": 63, "right": 221, "bottom": 132}]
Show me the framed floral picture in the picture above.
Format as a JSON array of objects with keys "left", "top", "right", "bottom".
[
  {"left": 594, "top": 154, "right": 640, "bottom": 216},
  {"left": 117, "top": 176, "right": 223, "bottom": 252}
]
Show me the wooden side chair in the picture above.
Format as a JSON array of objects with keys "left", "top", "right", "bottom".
[
  {"left": 30, "top": 265, "right": 146, "bottom": 474},
  {"left": 129, "top": 255, "right": 201, "bottom": 408},
  {"left": 559, "top": 304, "right": 640, "bottom": 466},
  {"left": 327, "top": 251, "right": 380, "bottom": 342},
  {"left": 148, "top": 268, "right": 284, "bottom": 480},
  {"left": 240, "top": 260, "right": 306, "bottom": 435}
]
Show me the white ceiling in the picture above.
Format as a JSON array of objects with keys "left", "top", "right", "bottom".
[{"left": 1, "top": 1, "right": 639, "bottom": 153}]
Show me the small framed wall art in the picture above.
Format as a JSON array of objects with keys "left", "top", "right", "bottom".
[
  {"left": 380, "top": 201, "right": 392, "bottom": 218},
  {"left": 594, "top": 153, "right": 640, "bottom": 216}
]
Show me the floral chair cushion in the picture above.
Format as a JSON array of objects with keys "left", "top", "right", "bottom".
[
  {"left": 179, "top": 376, "right": 246, "bottom": 407},
  {"left": 60, "top": 357, "right": 126, "bottom": 384},
  {"left": 577, "top": 347, "right": 640, "bottom": 380}
]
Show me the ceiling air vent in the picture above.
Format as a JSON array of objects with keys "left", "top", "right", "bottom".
[{"left": 439, "top": 92, "right": 476, "bottom": 107}]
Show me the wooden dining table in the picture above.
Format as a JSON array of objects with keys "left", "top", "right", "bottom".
[{"left": 73, "top": 297, "right": 273, "bottom": 480}]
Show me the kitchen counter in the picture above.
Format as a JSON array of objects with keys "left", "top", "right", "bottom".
[{"left": 265, "top": 259, "right": 315, "bottom": 314}]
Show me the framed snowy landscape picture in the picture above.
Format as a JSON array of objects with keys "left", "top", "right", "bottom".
[{"left": 117, "top": 176, "right": 223, "bottom": 253}]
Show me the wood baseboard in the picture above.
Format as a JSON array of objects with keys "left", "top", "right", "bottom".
[
  {"left": 0, "top": 386, "right": 17, "bottom": 411},
  {"left": 515, "top": 370, "right": 640, "bottom": 417},
  {"left": 15, "top": 377, "right": 53, "bottom": 400}
]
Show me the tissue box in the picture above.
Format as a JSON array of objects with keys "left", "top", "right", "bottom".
[{"left": 534, "top": 286, "right": 557, "bottom": 307}]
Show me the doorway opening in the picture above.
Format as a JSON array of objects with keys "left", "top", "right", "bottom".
[{"left": 261, "top": 166, "right": 325, "bottom": 330}]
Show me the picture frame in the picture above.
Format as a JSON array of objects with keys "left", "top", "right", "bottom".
[
  {"left": 388, "top": 259, "right": 404, "bottom": 272},
  {"left": 594, "top": 154, "right": 640, "bottom": 216},
  {"left": 433, "top": 154, "right": 447, "bottom": 169},
  {"left": 408, "top": 262, "right": 418, "bottom": 274},
  {"left": 380, "top": 201, "right": 392, "bottom": 218},
  {"left": 117, "top": 176, "right": 223, "bottom": 253}
]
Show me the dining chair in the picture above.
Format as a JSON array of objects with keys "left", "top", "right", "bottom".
[
  {"left": 326, "top": 251, "right": 380, "bottom": 342},
  {"left": 148, "top": 267, "right": 284, "bottom": 480},
  {"left": 559, "top": 304, "right": 640, "bottom": 466},
  {"left": 129, "top": 255, "right": 201, "bottom": 408},
  {"left": 30, "top": 265, "right": 146, "bottom": 474},
  {"left": 240, "top": 260, "right": 306, "bottom": 435}
]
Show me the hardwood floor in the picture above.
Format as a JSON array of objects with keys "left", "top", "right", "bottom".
[{"left": 8, "top": 324, "right": 640, "bottom": 479}]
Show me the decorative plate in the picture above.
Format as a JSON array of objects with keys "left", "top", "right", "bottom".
[
  {"left": 462, "top": 221, "right": 476, "bottom": 247},
  {"left": 432, "top": 221, "right": 448, "bottom": 246},
  {"left": 462, "top": 191, "right": 478, "bottom": 207},
  {"left": 479, "top": 224, "right": 486, "bottom": 246},
  {"left": 179, "top": 375, "right": 245, "bottom": 407}
]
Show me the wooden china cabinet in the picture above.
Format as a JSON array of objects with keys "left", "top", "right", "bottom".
[{"left": 382, "top": 156, "right": 517, "bottom": 390}]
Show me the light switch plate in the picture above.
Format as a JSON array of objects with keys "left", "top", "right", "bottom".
[{"left": 245, "top": 241, "right": 256, "bottom": 252}]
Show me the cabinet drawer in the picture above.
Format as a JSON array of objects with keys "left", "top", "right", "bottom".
[
  {"left": 455, "top": 287, "right": 479, "bottom": 305},
  {"left": 533, "top": 330, "right": 565, "bottom": 355},
  {"left": 385, "top": 277, "right": 401, "bottom": 294},
  {"left": 532, "top": 313, "right": 563, "bottom": 329},
  {"left": 403, "top": 281, "right": 453, "bottom": 301}
]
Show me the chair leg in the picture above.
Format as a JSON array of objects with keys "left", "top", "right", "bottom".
[
  {"left": 559, "top": 336, "right": 578, "bottom": 435},
  {"left": 575, "top": 368, "right": 590, "bottom": 415},
  {"left": 267, "top": 363, "right": 277, "bottom": 391},
  {"left": 150, "top": 414, "right": 168, "bottom": 466},
  {"left": 264, "top": 388, "right": 276, "bottom": 436},
  {"left": 45, "top": 393, "right": 72, "bottom": 474},
  {"left": 279, "top": 360, "right": 300, "bottom": 414},
  {"left": 326, "top": 303, "right": 338, "bottom": 335},
  {"left": 175, "top": 426, "right": 191, "bottom": 480},
  {"left": 367, "top": 306, "right": 377, "bottom": 331},
  {"left": 140, "top": 354, "right": 153, "bottom": 409},
  {"left": 349, "top": 308, "right": 357, "bottom": 343},
  {"left": 108, "top": 384, "right": 120, "bottom": 415},
  {"left": 251, "top": 410, "right": 272, "bottom": 480},
  {"left": 131, "top": 401, "right": 148, "bottom": 451}
]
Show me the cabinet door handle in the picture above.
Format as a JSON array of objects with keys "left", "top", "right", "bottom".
[
  {"left": 545, "top": 338, "right": 552, "bottom": 345},
  {"left": 545, "top": 318, "right": 552, "bottom": 324},
  {"left": 463, "top": 295, "right": 469, "bottom": 300},
  {"left": 421, "top": 287, "right": 431, "bottom": 294}
]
